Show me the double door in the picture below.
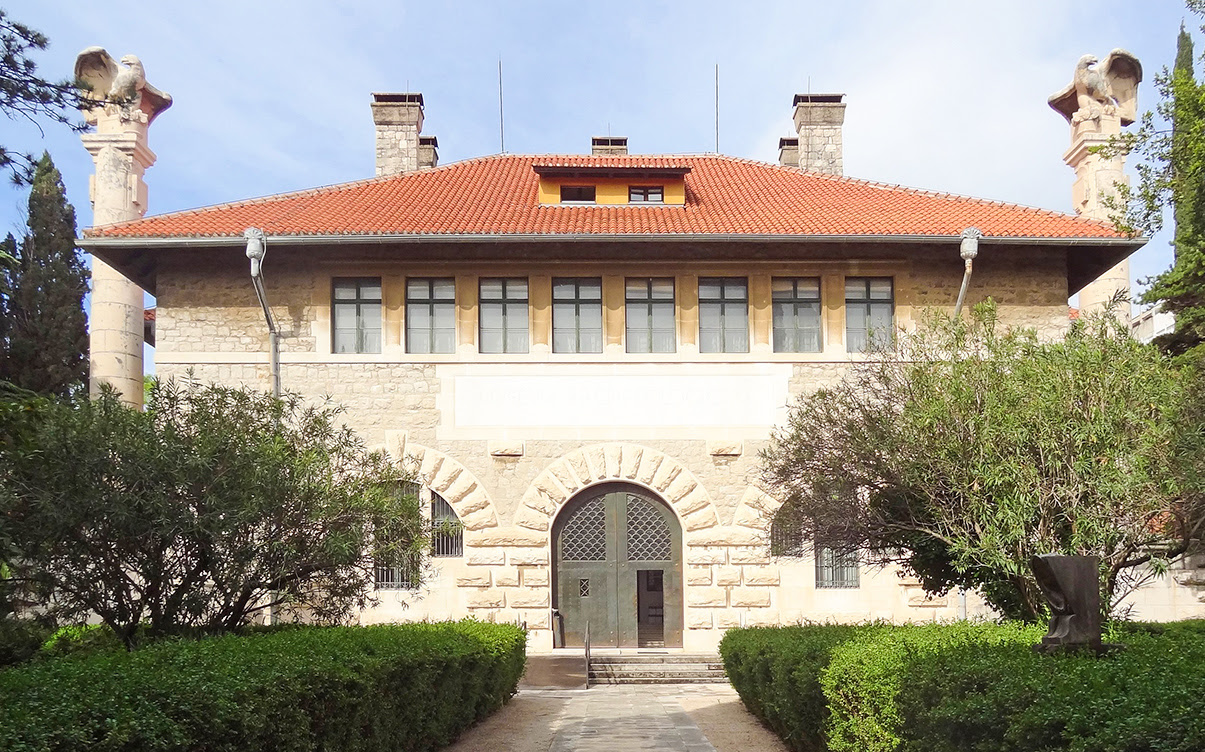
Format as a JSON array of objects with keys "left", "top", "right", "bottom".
[{"left": 555, "top": 487, "right": 683, "bottom": 648}]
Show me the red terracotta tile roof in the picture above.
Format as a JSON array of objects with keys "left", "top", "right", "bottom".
[{"left": 85, "top": 154, "right": 1127, "bottom": 241}]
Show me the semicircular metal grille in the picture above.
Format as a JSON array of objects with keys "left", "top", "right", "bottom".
[
  {"left": 626, "top": 494, "right": 672, "bottom": 561},
  {"left": 560, "top": 497, "right": 607, "bottom": 561}
]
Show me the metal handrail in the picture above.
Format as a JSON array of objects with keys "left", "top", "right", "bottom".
[{"left": 584, "top": 620, "right": 591, "bottom": 689}]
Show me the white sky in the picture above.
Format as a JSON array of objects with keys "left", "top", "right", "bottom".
[{"left": 0, "top": 0, "right": 1192, "bottom": 324}]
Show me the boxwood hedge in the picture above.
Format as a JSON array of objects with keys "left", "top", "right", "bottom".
[
  {"left": 721, "top": 621, "right": 1205, "bottom": 752},
  {"left": 0, "top": 619, "right": 526, "bottom": 752}
]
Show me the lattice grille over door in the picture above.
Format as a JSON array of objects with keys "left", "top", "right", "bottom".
[
  {"left": 625, "top": 494, "right": 672, "bottom": 561},
  {"left": 560, "top": 496, "right": 607, "bottom": 561}
]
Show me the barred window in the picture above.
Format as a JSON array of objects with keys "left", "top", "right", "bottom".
[
  {"left": 552, "top": 278, "right": 603, "bottom": 353},
  {"left": 375, "top": 558, "right": 420, "bottom": 590},
  {"left": 431, "top": 493, "right": 463, "bottom": 557},
  {"left": 479, "top": 278, "right": 529, "bottom": 353},
  {"left": 698, "top": 277, "right": 748, "bottom": 353},
  {"left": 773, "top": 277, "right": 822, "bottom": 353},
  {"left": 626, "top": 277, "right": 675, "bottom": 353},
  {"left": 332, "top": 278, "right": 382, "bottom": 354},
  {"left": 406, "top": 278, "right": 456, "bottom": 354},
  {"left": 845, "top": 277, "right": 893, "bottom": 353},
  {"left": 769, "top": 503, "right": 806, "bottom": 557},
  {"left": 815, "top": 545, "right": 860, "bottom": 589}
]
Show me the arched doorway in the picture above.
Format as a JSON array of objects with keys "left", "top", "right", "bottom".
[{"left": 552, "top": 483, "right": 683, "bottom": 648}]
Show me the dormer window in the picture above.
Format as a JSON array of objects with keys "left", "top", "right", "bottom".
[
  {"left": 561, "top": 185, "right": 596, "bottom": 203},
  {"left": 629, "top": 186, "right": 664, "bottom": 203}
]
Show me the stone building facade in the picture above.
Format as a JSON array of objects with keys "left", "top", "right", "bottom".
[{"left": 82, "top": 87, "right": 1203, "bottom": 652}]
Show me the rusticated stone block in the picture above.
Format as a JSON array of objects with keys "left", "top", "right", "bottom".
[
  {"left": 687, "top": 587, "right": 727, "bottom": 608},
  {"left": 688, "top": 527, "right": 762, "bottom": 547},
  {"left": 523, "top": 608, "right": 551, "bottom": 630},
  {"left": 686, "top": 566, "right": 713, "bottom": 586},
  {"left": 467, "top": 528, "right": 546, "bottom": 547},
  {"left": 682, "top": 507, "right": 719, "bottom": 531},
  {"left": 715, "top": 566, "right": 742, "bottom": 586},
  {"left": 715, "top": 610, "right": 741, "bottom": 629},
  {"left": 488, "top": 439, "right": 524, "bottom": 457},
  {"left": 508, "top": 587, "right": 550, "bottom": 608},
  {"left": 731, "top": 588, "right": 771, "bottom": 608},
  {"left": 687, "top": 609, "right": 714, "bottom": 630},
  {"left": 494, "top": 568, "right": 520, "bottom": 587},
  {"left": 466, "top": 548, "right": 505, "bottom": 566},
  {"left": 455, "top": 571, "right": 491, "bottom": 587},
  {"left": 521, "top": 567, "right": 550, "bottom": 587},
  {"left": 706, "top": 439, "right": 742, "bottom": 457},
  {"left": 466, "top": 589, "right": 504, "bottom": 609},
  {"left": 459, "top": 506, "right": 497, "bottom": 531},
  {"left": 729, "top": 547, "right": 771, "bottom": 565},
  {"left": 686, "top": 547, "right": 726, "bottom": 565},
  {"left": 514, "top": 506, "right": 551, "bottom": 532},
  {"left": 744, "top": 567, "right": 781, "bottom": 586},
  {"left": 509, "top": 548, "right": 550, "bottom": 566},
  {"left": 744, "top": 609, "right": 780, "bottom": 627}
]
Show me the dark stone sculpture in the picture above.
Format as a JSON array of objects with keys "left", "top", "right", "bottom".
[{"left": 1030, "top": 554, "right": 1109, "bottom": 654}]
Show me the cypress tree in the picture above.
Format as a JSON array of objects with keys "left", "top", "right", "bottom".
[{"left": 0, "top": 152, "right": 89, "bottom": 396}]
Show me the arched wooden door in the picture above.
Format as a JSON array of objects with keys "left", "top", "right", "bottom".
[{"left": 553, "top": 484, "right": 683, "bottom": 648}]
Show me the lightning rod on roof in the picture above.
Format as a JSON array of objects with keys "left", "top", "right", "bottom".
[
  {"left": 498, "top": 58, "right": 506, "bottom": 154},
  {"left": 714, "top": 63, "right": 719, "bottom": 153}
]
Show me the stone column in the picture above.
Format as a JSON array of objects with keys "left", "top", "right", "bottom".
[
  {"left": 75, "top": 48, "right": 172, "bottom": 407},
  {"left": 1063, "top": 114, "right": 1130, "bottom": 320},
  {"left": 82, "top": 119, "right": 159, "bottom": 405}
]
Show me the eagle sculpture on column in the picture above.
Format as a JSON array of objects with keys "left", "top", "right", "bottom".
[
  {"left": 74, "top": 47, "right": 173, "bottom": 125},
  {"left": 1048, "top": 49, "right": 1142, "bottom": 126}
]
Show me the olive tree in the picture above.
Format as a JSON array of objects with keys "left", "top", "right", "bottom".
[
  {"left": 0, "top": 378, "right": 425, "bottom": 648},
  {"left": 761, "top": 303, "right": 1205, "bottom": 620}
]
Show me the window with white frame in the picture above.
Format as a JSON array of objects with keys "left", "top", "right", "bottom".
[
  {"left": 845, "top": 277, "right": 893, "bottom": 353},
  {"left": 698, "top": 277, "right": 749, "bottom": 353},
  {"left": 552, "top": 278, "right": 603, "bottom": 353},
  {"left": 625, "top": 277, "right": 676, "bottom": 353},
  {"left": 479, "top": 278, "right": 529, "bottom": 353},
  {"left": 406, "top": 278, "right": 456, "bottom": 354},
  {"left": 332, "top": 278, "right": 382, "bottom": 354},
  {"left": 772, "top": 277, "right": 822, "bottom": 353}
]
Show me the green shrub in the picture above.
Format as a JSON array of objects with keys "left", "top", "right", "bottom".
[
  {"left": 0, "top": 619, "right": 52, "bottom": 668},
  {"left": 38, "top": 623, "right": 125, "bottom": 658},
  {"left": 0, "top": 619, "right": 526, "bottom": 752},
  {"left": 720, "top": 624, "right": 876, "bottom": 752}
]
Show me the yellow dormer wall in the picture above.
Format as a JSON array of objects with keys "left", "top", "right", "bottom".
[{"left": 538, "top": 177, "right": 686, "bottom": 205}]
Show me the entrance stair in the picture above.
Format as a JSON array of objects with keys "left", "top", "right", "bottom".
[{"left": 587, "top": 653, "right": 727, "bottom": 685}]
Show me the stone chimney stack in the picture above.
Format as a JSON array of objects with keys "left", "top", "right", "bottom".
[
  {"left": 591, "top": 136, "right": 628, "bottom": 156},
  {"left": 75, "top": 48, "right": 173, "bottom": 408},
  {"left": 778, "top": 137, "right": 799, "bottom": 167},
  {"left": 418, "top": 136, "right": 439, "bottom": 170},
  {"left": 792, "top": 94, "right": 846, "bottom": 175},
  {"left": 372, "top": 93, "right": 430, "bottom": 176}
]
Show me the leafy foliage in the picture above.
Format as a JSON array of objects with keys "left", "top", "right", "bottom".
[
  {"left": 0, "top": 10, "right": 86, "bottom": 185},
  {"left": 760, "top": 303, "right": 1205, "bottom": 620},
  {"left": 0, "top": 379, "right": 426, "bottom": 648},
  {"left": 0, "top": 621, "right": 527, "bottom": 752},
  {"left": 1108, "top": 4, "right": 1205, "bottom": 353},
  {"left": 722, "top": 622, "right": 1205, "bottom": 752},
  {"left": 0, "top": 152, "right": 89, "bottom": 397}
]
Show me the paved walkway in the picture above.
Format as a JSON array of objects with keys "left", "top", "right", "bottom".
[{"left": 444, "top": 685, "right": 787, "bottom": 752}]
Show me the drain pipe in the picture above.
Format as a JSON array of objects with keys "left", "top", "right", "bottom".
[
  {"left": 953, "top": 227, "right": 982, "bottom": 317},
  {"left": 244, "top": 227, "right": 280, "bottom": 398}
]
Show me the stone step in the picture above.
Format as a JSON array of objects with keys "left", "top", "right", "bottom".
[
  {"left": 588, "top": 653, "right": 722, "bottom": 665},
  {"left": 587, "top": 654, "right": 727, "bottom": 685},
  {"left": 588, "top": 675, "right": 730, "bottom": 685}
]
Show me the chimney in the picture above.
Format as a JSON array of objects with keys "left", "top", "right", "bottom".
[
  {"left": 792, "top": 93, "right": 845, "bottom": 175},
  {"left": 372, "top": 92, "right": 425, "bottom": 176},
  {"left": 591, "top": 136, "right": 628, "bottom": 156},
  {"left": 778, "top": 136, "right": 799, "bottom": 167},
  {"left": 418, "top": 136, "right": 439, "bottom": 170}
]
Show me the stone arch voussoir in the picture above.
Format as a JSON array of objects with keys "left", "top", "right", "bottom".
[
  {"left": 731, "top": 486, "right": 786, "bottom": 533},
  {"left": 514, "top": 443, "right": 720, "bottom": 533},
  {"left": 378, "top": 430, "right": 499, "bottom": 531}
]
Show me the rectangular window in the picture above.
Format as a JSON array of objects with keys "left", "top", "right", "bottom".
[
  {"left": 552, "top": 278, "right": 603, "bottom": 353},
  {"left": 773, "top": 277, "right": 822, "bottom": 353},
  {"left": 332, "top": 278, "right": 382, "bottom": 354},
  {"left": 815, "top": 545, "right": 860, "bottom": 589},
  {"left": 560, "top": 185, "right": 596, "bottom": 203},
  {"left": 628, "top": 185, "right": 664, "bottom": 203},
  {"left": 845, "top": 277, "right": 894, "bottom": 353},
  {"left": 479, "top": 278, "right": 529, "bottom": 353},
  {"left": 406, "top": 278, "right": 456, "bottom": 354},
  {"left": 698, "top": 277, "right": 748, "bottom": 353},
  {"left": 375, "top": 559, "right": 419, "bottom": 590},
  {"left": 431, "top": 493, "right": 463, "bottom": 557},
  {"left": 625, "top": 277, "right": 676, "bottom": 353}
]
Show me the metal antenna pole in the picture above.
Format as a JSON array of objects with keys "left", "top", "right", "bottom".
[
  {"left": 714, "top": 64, "right": 719, "bottom": 153},
  {"left": 498, "top": 59, "right": 505, "bottom": 154}
]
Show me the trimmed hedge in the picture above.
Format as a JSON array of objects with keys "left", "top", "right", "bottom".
[
  {"left": 0, "top": 620, "right": 526, "bottom": 752},
  {"left": 0, "top": 619, "right": 52, "bottom": 668},
  {"left": 721, "top": 621, "right": 1205, "bottom": 752}
]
